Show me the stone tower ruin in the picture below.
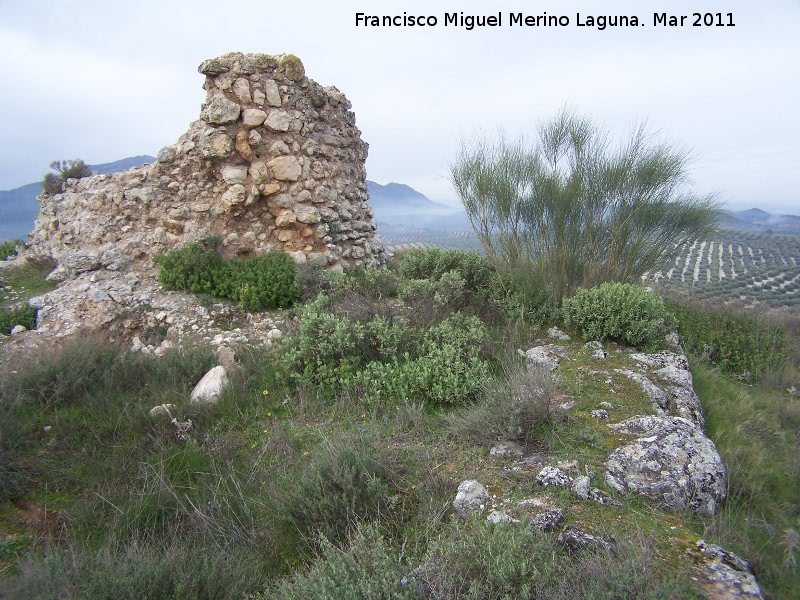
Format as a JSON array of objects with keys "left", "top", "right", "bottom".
[{"left": 27, "top": 52, "right": 385, "bottom": 274}]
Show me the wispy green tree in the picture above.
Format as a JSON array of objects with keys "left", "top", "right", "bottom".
[
  {"left": 41, "top": 159, "right": 93, "bottom": 196},
  {"left": 449, "top": 109, "right": 721, "bottom": 304}
]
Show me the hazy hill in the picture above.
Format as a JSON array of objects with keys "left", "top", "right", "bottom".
[
  {"left": 367, "top": 180, "right": 472, "bottom": 231},
  {"left": 0, "top": 156, "right": 155, "bottom": 241},
  {"left": 721, "top": 208, "right": 800, "bottom": 235}
]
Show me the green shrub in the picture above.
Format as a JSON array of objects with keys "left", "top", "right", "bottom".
[
  {"left": 273, "top": 441, "right": 391, "bottom": 548},
  {"left": 398, "top": 249, "right": 501, "bottom": 319},
  {"left": 265, "top": 524, "right": 410, "bottom": 599},
  {"left": 500, "top": 266, "right": 560, "bottom": 324},
  {"left": 563, "top": 283, "right": 674, "bottom": 350},
  {"left": 0, "top": 239, "right": 23, "bottom": 260},
  {"left": 282, "top": 296, "right": 489, "bottom": 404},
  {"left": 328, "top": 266, "right": 399, "bottom": 301},
  {"left": 665, "top": 297, "right": 789, "bottom": 382},
  {"left": 0, "top": 304, "right": 37, "bottom": 334},
  {"left": 154, "top": 241, "right": 297, "bottom": 310},
  {"left": 41, "top": 159, "right": 93, "bottom": 196},
  {"left": 448, "top": 364, "right": 553, "bottom": 447}
]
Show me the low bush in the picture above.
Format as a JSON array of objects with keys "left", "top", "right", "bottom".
[
  {"left": 263, "top": 524, "right": 408, "bottom": 599},
  {"left": 448, "top": 363, "right": 553, "bottom": 448},
  {"left": 563, "top": 283, "right": 674, "bottom": 350},
  {"left": 0, "top": 239, "right": 23, "bottom": 260},
  {"left": 399, "top": 248, "right": 502, "bottom": 320},
  {"left": 500, "top": 266, "right": 561, "bottom": 324},
  {"left": 665, "top": 296, "right": 790, "bottom": 383},
  {"left": 0, "top": 304, "right": 37, "bottom": 334},
  {"left": 272, "top": 440, "right": 393, "bottom": 549},
  {"left": 282, "top": 295, "right": 490, "bottom": 404},
  {"left": 41, "top": 159, "right": 93, "bottom": 196},
  {"left": 154, "top": 241, "right": 298, "bottom": 310}
]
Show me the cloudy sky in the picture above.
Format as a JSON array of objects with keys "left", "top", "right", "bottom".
[{"left": 0, "top": 0, "right": 798, "bottom": 213}]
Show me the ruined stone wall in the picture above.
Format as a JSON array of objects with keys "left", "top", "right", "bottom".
[{"left": 27, "top": 52, "right": 385, "bottom": 274}]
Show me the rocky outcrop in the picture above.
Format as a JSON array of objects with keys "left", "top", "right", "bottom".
[
  {"left": 26, "top": 52, "right": 384, "bottom": 273},
  {"left": 690, "top": 541, "right": 765, "bottom": 599},
  {"left": 605, "top": 415, "right": 727, "bottom": 517}
]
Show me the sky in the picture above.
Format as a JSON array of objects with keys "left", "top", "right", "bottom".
[{"left": 0, "top": 0, "right": 798, "bottom": 213}]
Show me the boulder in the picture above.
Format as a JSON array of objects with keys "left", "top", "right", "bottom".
[
  {"left": 535, "top": 466, "right": 573, "bottom": 487},
  {"left": 453, "top": 480, "right": 489, "bottom": 518},
  {"left": 189, "top": 365, "right": 229, "bottom": 405},
  {"left": 691, "top": 541, "right": 764, "bottom": 599},
  {"left": 530, "top": 508, "right": 564, "bottom": 532},
  {"left": 557, "top": 526, "right": 616, "bottom": 554},
  {"left": 604, "top": 415, "right": 726, "bottom": 516}
]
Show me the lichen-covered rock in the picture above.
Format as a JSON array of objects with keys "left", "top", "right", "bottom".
[
  {"left": 557, "top": 526, "right": 616, "bottom": 554},
  {"left": 535, "top": 466, "right": 573, "bottom": 487},
  {"left": 489, "top": 442, "right": 524, "bottom": 459},
  {"left": 614, "top": 369, "right": 669, "bottom": 415},
  {"left": 690, "top": 541, "right": 764, "bottom": 599},
  {"left": 486, "top": 510, "right": 519, "bottom": 524},
  {"left": 453, "top": 480, "right": 490, "bottom": 518},
  {"left": 604, "top": 416, "right": 726, "bottom": 516},
  {"left": 530, "top": 508, "right": 564, "bottom": 532},
  {"left": 571, "top": 475, "right": 621, "bottom": 506},
  {"left": 620, "top": 351, "right": 705, "bottom": 428},
  {"left": 520, "top": 345, "right": 566, "bottom": 372}
]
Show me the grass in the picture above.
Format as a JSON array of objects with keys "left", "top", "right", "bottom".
[
  {"left": 691, "top": 362, "right": 800, "bottom": 597},
  {"left": 1, "top": 250, "right": 798, "bottom": 598}
]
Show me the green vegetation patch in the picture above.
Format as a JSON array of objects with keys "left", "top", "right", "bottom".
[
  {"left": 154, "top": 240, "right": 298, "bottom": 310},
  {"left": 666, "top": 296, "right": 790, "bottom": 382},
  {"left": 563, "top": 282, "right": 675, "bottom": 350}
]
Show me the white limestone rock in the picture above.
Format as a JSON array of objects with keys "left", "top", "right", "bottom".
[{"left": 190, "top": 365, "right": 230, "bottom": 405}]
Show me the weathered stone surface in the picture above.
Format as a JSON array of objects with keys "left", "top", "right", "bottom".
[
  {"left": 265, "top": 110, "right": 291, "bottom": 132},
  {"left": 547, "top": 326, "right": 571, "bottom": 341},
  {"left": 294, "top": 204, "right": 320, "bottom": 224},
  {"left": 557, "top": 526, "right": 616, "bottom": 554},
  {"left": 535, "top": 466, "right": 573, "bottom": 487},
  {"left": 200, "top": 130, "right": 234, "bottom": 158},
  {"left": 264, "top": 80, "right": 281, "bottom": 106},
  {"left": 520, "top": 345, "right": 565, "bottom": 372},
  {"left": 221, "top": 184, "right": 246, "bottom": 208},
  {"left": 614, "top": 369, "right": 669, "bottom": 416},
  {"left": 489, "top": 442, "right": 524, "bottom": 459},
  {"left": 242, "top": 108, "right": 267, "bottom": 128},
  {"left": 691, "top": 541, "right": 764, "bottom": 599},
  {"left": 156, "top": 146, "right": 176, "bottom": 163},
  {"left": 189, "top": 365, "right": 229, "bottom": 405},
  {"left": 486, "top": 510, "right": 519, "bottom": 524},
  {"left": 453, "top": 480, "right": 489, "bottom": 518},
  {"left": 267, "top": 156, "right": 301, "bottom": 181},
  {"left": 530, "top": 508, "right": 564, "bottom": 532},
  {"left": 201, "top": 94, "right": 241, "bottom": 124},
  {"left": 221, "top": 166, "right": 247, "bottom": 185},
  {"left": 232, "top": 78, "right": 251, "bottom": 104},
  {"left": 605, "top": 416, "right": 726, "bottom": 516},
  {"left": 572, "top": 475, "right": 621, "bottom": 506}
]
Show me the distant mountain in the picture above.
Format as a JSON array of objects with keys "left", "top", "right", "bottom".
[
  {"left": 0, "top": 155, "right": 155, "bottom": 242},
  {"left": 367, "top": 181, "right": 471, "bottom": 231},
  {"left": 721, "top": 208, "right": 800, "bottom": 235}
]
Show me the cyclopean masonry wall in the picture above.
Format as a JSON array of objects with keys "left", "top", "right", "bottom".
[{"left": 26, "top": 52, "right": 385, "bottom": 274}]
